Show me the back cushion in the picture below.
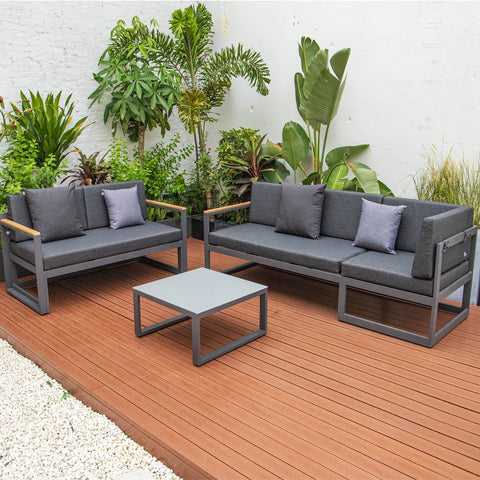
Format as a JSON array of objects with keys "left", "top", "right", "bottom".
[
  {"left": 7, "top": 188, "right": 87, "bottom": 242},
  {"left": 383, "top": 197, "right": 454, "bottom": 252},
  {"left": 7, "top": 194, "right": 34, "bottom": 242},
  {"left": 320, "top": 190, "right": 383, "bottom": 240},
  {"left": 249, "top": 182, "right": 281, "bottom": 226},
  {"left": 82, "top": 180, "right": 147, "bottom": 230}
]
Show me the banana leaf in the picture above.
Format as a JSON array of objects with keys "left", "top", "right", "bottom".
[{"left": 281, "top": 121, "right": 310, "bottom": 172}]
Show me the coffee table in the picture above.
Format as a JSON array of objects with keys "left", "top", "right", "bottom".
[{"left": 133, "top": 268, "right": 267, "bottom": 366}]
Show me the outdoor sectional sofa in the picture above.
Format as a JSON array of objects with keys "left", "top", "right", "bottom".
[
  {"left": 0, "top": 180, "right": 187, "bottom": 315},
  {"left": 204, "top": 182, "right": 477, "bottom": 347}
]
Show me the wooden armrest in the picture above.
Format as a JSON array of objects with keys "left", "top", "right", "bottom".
[
  {"left": 146, "top": 199, "right": 187, "bottom": 211},
  {"left": 204, "top": 202, "right": 251, "bottom": 215},
  {"left": 0, "top": 218, "right": 41, "bottom": 237}
]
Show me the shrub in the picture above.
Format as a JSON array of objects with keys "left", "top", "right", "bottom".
[
  {"left": 413, "top": 145, "right": 480, "bottom": 227},
  {"left": 0, "top": 133, "right": 66, "bottom": 212},
  {"left": 108, "top": 135, "right": 193, "bottom": 220}
]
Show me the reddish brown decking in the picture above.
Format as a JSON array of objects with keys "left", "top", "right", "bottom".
[{"left": 0, "top": 238, "right": 479, "bottom": 480}]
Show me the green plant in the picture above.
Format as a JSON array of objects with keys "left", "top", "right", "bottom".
[
  {"left": 0, "top": 133, "right": 66, "bottom": 212},
  {"left": 61, "top": 148, "right": 110, "bottom": 186},
  {"left": 280, "top": 37, "right": 391, "bottom": 195},
  {"left": 148, "top": 3, "right": 271, "bottom": 208},
  {"left": 221, "top": 128, "right": 288, "bottom": 197},
  {"left": 108, "top": 135, "right": 193, "bottom": 220},
  {"left": 1, "top": 91, "right": 89, "bottom": 168},
  {"left": 414, "top": 145, "right": 480, "bottom": 227},
  {"left": 89, "top": 16, "right": 181, "bottom": 156}
]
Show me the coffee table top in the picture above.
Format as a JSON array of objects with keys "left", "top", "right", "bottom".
[{"left": 133, "top": 268, "right": 267, "bottom": 316}]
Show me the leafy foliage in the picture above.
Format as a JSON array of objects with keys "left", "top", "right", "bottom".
[
  {"left": 61, "top": 148, "right": 110, "bottom": 186},
  {"left": 222, "top": 128, "right": 288, "bottom": 198},
  {"left": 89, "top": 16, "right": 181, "bottom": 155},
  {"left": 108, "top": 135, "right": 193, "bottom": 220},
  {"left": 1, "top": 91, "right": 89, "bottom": 168},
  {"left": 0, "top": 133, "right": 66, "bottom": 212},
  {"left": 280, "top": 38, "right": 391, "bottom": 195},
  {"left": 147, "top": 3, "right": 271, "bottom": 208}
]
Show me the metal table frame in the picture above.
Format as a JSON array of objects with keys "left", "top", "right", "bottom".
[{"left": 133, "top": 268, "right": 267, "bottom": 366}]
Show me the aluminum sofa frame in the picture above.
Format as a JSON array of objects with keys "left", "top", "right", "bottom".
[
  {"left": 0, "top": 200, "right": 187, "bottom": 315},
  {"left": 203, "top": 203, "right": 477, "bottom": 347}
]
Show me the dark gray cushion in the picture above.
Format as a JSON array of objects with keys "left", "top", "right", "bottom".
[
  {"left": 411, "top": 205, "right": 473, "bottom": 279},
  {"left": 209, "top": 223, "right": 366, "bottom": 273},
  {"left": 341, "top": 250, "right": 469, "bottom": 296},
  {"left": 353, "top": 199, "right": 406, "bottom": 254},
  {"left": 11, "top": 221, "right": 181, "bottom": 271},
  {"left": 24, "top": 186, "right": 84, "bottom": 243},
  {"left": 321, "top": 190, "right": 384, "bottom": 240},
  {"left": 275, "top": 183, "right": 326, "bottom": 239},
  {"left": 249, "top": 182, "right": 282, "bottom": 226},
  {"left": 7, "top": 194, "right": 34, "bottom": 242},
  {"left": 103, "top": 185, "right": 145, "bottom": 229},
  {"left": 383, "top": 197, "right": 455, "bottom": 252},
  {"left": 82, "top": 180, "right": 147, "bottom": 230}
]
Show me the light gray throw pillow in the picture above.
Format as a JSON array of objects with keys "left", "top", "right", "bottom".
[
  {"left": 353, "top": 198, "right": 406, "bottom": 254},
  {"left": 275, "top": 183, "right": 326, "bottom": 239},
  {"left": 102, "top": 185, "right": 145, "bottom": 230},
  {"left": 24, "top": 186, "right": 85, "bottom": 243}
]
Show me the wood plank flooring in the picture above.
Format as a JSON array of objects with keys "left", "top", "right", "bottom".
[{"left": 0, "top": 238, "right": 479, "bottom": 479}]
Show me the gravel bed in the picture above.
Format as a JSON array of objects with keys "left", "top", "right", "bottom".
[{"left": 0, "top": 338, "right": 182, "bottom": 480}]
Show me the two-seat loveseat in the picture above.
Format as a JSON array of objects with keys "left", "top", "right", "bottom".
[
  {"left": 0, "top": 180, "right": 187, "bottom": 315},
  {"left": 203, "top": 182, "right": 477, "bottom": 347}
]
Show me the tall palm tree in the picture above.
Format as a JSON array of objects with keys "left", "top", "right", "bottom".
[{"left": 150, "top": 3, "right": 271, "bottom": 207}]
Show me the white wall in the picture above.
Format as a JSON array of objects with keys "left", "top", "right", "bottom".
[{"left": 2, "top": 0, "right": 480, "bottom": 197}]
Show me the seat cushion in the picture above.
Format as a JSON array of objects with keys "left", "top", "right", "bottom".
[
  {"left": 11, "top": 221, "right": 181, "bottom": 271},
  {"left": 341, "top": 250, "right": 469, "bottom": 296},
  {"left": 209, "top": 223, "right": 366, "bottom": 273}
]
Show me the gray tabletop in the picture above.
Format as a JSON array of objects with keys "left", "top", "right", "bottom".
[{"left": 133, "top": 268, "right": 267, "bottom": 316}]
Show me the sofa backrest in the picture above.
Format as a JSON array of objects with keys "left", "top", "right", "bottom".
[
  {"left": 80, "top": 180, "right": 148, "bottom": 230},
  {"left": 321, "top": 190, "right": 384, "bottom": 240},
  {"left": 383, "top": 197, "right": 455, "bottom": 252},
  {"left": 6, "top": 181, "right": 148, "bottom": 240},
  {"left": 249, "top": 182, "right": 282, "bottom": 226}
]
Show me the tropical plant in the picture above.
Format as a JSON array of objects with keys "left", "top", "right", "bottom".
[
  {"left": 221, "top": 128, "right": 288, "bottom": 198},
  {"left": 0, "top": 133, "right": 66, "bottom": 212},
  {"left": 147, "top": 3, "right": 271, "bottom": 207},
  {"left": 89, "top": 16, "right": 181, "bottom": 156},
  {"left": 414, "top": 145, "right": 480, "bottom": 227},
  {"left": 1, "top": 91, "right": 89, "bottom": 168},
  {"left": 61, "top": 148, "right": 111, "bottom": 186},
  {"left": 280, "top": 37, "right": 392, "bottom": 195},
  {"left": 108, "top": 135, "right": 193, "bottom": 220}
]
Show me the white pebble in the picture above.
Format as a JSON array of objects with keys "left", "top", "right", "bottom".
[{"left": 0, "top": 338, "right": 182, "bottom": 480}]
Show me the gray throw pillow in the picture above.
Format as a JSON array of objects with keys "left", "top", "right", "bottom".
[
  {"left": 275, "top": 183, "right": 326, "bottom": 239},
  {"left": 24, "top": 186, "right": 85, "bottom": 243},
  {"left": 353, "top": 199, "right": 407, "bottom": 254},
  {"left": 103, "top": 185, "right": 145, "bottom": 229}
]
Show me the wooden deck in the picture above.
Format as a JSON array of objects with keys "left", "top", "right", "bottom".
[{"left": 0, "top": 238, "right": 479, "bottom": 480}]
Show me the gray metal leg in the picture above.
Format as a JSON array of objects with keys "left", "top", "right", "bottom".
[
  {"left": 134, "top": 291, "right": 189, "bottom": 337},
  {"left": 192, "top": 292, "right": 268, "bottom": 367}
]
